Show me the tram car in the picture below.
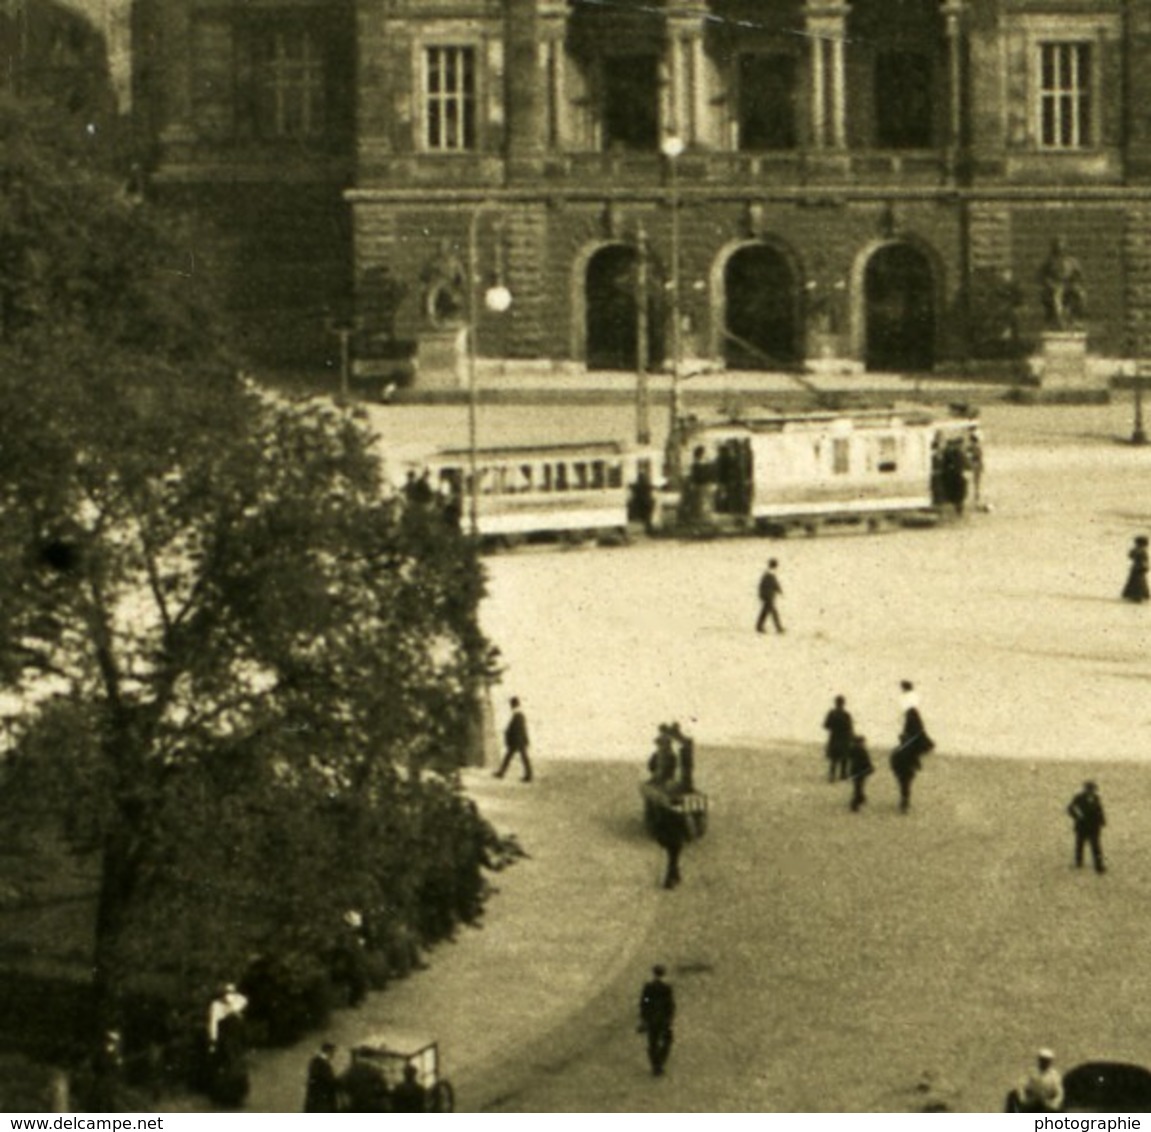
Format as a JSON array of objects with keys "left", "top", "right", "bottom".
[
  {"left": 663, "top": 407, "right": 981, "bottom": 534},
  {"left": 412, "top": 440, "right": 661, "bottom": 547}
]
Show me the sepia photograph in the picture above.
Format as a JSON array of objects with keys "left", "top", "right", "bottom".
[{"left": 3, "top": 0, "right": 1151, "bottom": 1116}]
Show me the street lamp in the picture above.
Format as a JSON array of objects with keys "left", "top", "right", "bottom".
[
  {"left": 467, "top": 204, "right": 513, "bottom": 537},
  {"left": 1134, "top": 375, "right": 1148, "bottom": 446},
  {"left": 661, "top": 134, "right": 685, "bottom": 482}
]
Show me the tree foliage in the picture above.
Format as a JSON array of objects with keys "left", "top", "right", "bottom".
[{"left": 0, "top": 95, "right": 503, "bottom": 1050}]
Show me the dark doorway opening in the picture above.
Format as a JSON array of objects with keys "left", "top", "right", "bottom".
[
  {"left": 585, "top": 245, "right": 663, "bottom": 371},
  {"left": 864, "top": 243, "right": 935, "bottom": 372},
  {"left": 723, "top": 244, "right": 800, "bottom": 370}
]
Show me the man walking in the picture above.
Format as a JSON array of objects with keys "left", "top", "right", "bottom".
[
  {"left": 638, "top": 965, "right": 676, "bottom": 1077},
  {"left": 823, "top": 695, "right": 854, "bottom": 782},
  {"left": 495, "top": 696, "right": 533, "bottom": 782},
  {"left": 755, "top": 558, "right": 784, "bottom": 634},
  {"left": 1068, "top": 780, "right": 1106, "bottom": 873}
]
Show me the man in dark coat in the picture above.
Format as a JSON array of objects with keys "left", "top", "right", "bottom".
[
  {"left": 494, "top": 695, "right": 532, "bottom": 782},
  {"left": 1068, "top": 781, "right": 1106, "bottom": 873},
  {"left": 652, "top": 802, "right": 688, "bottom": 889},
  {"left": 891, "top": 681, "right": 934, "bottom": 812},
  {"left": 390, "top": 1063, "right": 427, "bottom": 1112},
  {"left": 755, "top": 558, "right": 785, "bottom": 634},
  {"left": 303, "top": 1042, "right": 339, "bottom": 1113},
  {"left": 823, "top": 695, "right": 854, "bottom": 782},
  {"left": 339, "top": 1049, "right": 390, "bottom": 1113},
  {"left": 638, "top": 965, "right": 676, "bottom": 1077},
  {"left": 847, "top": 735, "right": 874, "bottom": 812}
]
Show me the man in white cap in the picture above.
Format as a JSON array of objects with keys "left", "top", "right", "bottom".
[{"left": 1008, "top": 1048, "right": 1064, "bottom": 1112}]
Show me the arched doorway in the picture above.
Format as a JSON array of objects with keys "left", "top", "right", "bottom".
[
  {"left": 585, "top": 245, "right": 663, "bottom": 371},
  {"left": 863, "top": 242, "right": 935, "bottom": 372},
  {"left": 722, "top": 243, "right": 800, "bottom": 369}
]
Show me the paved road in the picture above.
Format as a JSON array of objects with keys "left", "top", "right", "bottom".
[{"left": 241, "top": 400, "right": 1151, "bottom": 1112}]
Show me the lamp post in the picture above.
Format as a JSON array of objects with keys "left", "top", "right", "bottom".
[
  {"left": 635, "top": 222, "right": 651, "bottom": 444},
  {"left": 1134, "top": 374, "right": 1148, "bottom": 446},
  {"left": 661, "top": 134, "right": 685, "bottom": 482},
  {"left": 467, "top": 203, "right": 513, "bottom": 537}
]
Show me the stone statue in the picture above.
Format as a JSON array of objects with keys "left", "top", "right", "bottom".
[
  {"left": 1040, "top": 237, "right": 1087, "bottom": 330},
  {"left": 420, "top": 239, "right": 468, "bottom": 326}
]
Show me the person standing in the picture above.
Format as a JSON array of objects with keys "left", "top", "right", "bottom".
[
  {"left": 638, "top": 965, "right": 676, "bottom": 1077},
  {"left": 846, "top": 735, "right": 874, "bottom": 812},
  {"left": 391, "top": 1063, "right": 428, "bottom": 1112},
  {"left": 823, "top": 695, "right": 854, "bottom": 782},
  {"left": 303, "top": 1042, "right": 339, "bottom": 1113},
  {"left": 1068, "top": 780, "right": 1106, "bottom": 873},
  {"left": 494, "top": 696, "right": 533, "bottom": 782},
  {"left": 652, "top": 802, "right": 688, "bottom": 889},
  {"left": 755, "top": 558, "right": 784, "bottom": 634},
  {"left": 1122, "top": 536, "right": 1150, "bottom": 603},
  {"left": 891, "top": 681, "right": 933, "bottom": 813}
]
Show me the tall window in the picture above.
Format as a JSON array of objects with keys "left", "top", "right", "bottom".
[
  {"left": 256, "top": 29, "right": 324, "bottom": 138},
  {"left": 1039, "top": 42, "right": 1092, "bottom": 149},
  {"left": 425, "top": 46, "right": 476, "bottom": 151},
  {"left": 874, "top": 51, "right": 933, "bottom": 148},
  {"left": 738, "top": 55, "right": 798, "bottom": 151},
  {"left": 602, "top": 54, "right": 659, "bottom": 151}
]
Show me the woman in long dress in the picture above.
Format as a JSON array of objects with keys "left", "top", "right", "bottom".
[{"left": 1122, "top": 536, "right": 1150, "bottom": 602}]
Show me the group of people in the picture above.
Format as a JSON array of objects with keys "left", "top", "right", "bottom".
[
  {"left": 304, "top": 1042, "right": 428, "bottom": 1113},
  {"left": 822, "top": 682, "right": 935, "bottom": 814}
]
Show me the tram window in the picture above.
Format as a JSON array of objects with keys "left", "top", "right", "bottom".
[
  {"left": 573, "top": 462, "right": 589, "bottom": 489},
  {"left": 541, "top": 463, "right": 553, "bottom": 491},
  {"left": 590, "top": 460, "right": 606, "bottom": 489},
  {"left": 608, "top": 462, "right": 624, "bottom": 488},
  {"left": 832, "top": 438, "right": 850, "bottom": 475},
  {"left": 555, "top": 463, "right": 568, "bottom": 490},
  {"left": 519, "top": 464, "right": 534, "bottom": 492},
  {"left": 877, "top": 436, "right": 898, "bottom": 474}
]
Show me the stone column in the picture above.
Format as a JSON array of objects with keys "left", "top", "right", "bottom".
[
  {"left": 539, "top": 1, "right": 569, "bottom": 151},
  {"left": 804, "top": 2, "right": 850, "bottom": 149},
  {"left": 1125, "top": 2, "right": 1151, "bottom": 179},
  {"left": 942, "top": 1, "right": 967, "bottom": 165},
  {"left": 665, "top": 4, "right": 709, "bottom": 144},
  {"left": 505, "top": 0, "right": 545, "bottom": 164}
]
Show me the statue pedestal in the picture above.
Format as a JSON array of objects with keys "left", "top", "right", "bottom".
[
  {"left": 415, "top": 326, "right": 468, "bottom": 390},
  {"left": 1035, "top": 331, "right": 1091, "bottom": 390}
]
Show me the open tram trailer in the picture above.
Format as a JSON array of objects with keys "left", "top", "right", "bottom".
[{"left": 664, "top": 407, "right": 980, "bottom": 533}]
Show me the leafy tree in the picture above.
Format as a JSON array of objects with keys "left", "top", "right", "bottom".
[{"left": 0, "top": 95, "right": 501, "bottom": 1039}]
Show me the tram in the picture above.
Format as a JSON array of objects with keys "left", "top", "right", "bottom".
[
  {"left": 412, "top": 440, "right": 661, "bottom": 546},
  {"left": 663, "top": 407, "right": 981, "bottom": 534}
]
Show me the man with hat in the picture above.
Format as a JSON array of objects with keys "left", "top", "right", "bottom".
[
  {"left": 1068, "top": 780, "right": 1106, "bottom": 873},
  {"left": 638, "top": 965, "right": 676, "bottom": 1077},
  {"left": 1007, "top": 1049, "right": 1064, "bottom": 1112},
  {"left": 303, "top": 1042, "right": 339, "bottom": 1112},
  {"left": 755, "top": 558, "right": 784, "bottom": 634}
]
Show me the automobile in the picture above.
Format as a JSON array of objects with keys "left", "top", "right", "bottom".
[{"left": 350, "top": 1032, "right": 455, "bottom": 1112}]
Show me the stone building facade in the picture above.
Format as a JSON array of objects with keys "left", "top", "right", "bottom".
[{"left": 134, "top": 0, "right": 1151, "bottom": 375}]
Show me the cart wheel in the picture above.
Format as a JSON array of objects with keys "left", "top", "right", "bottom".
[{"left": 429, "top": 1079, "right": 455, "bottom": 1112}]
